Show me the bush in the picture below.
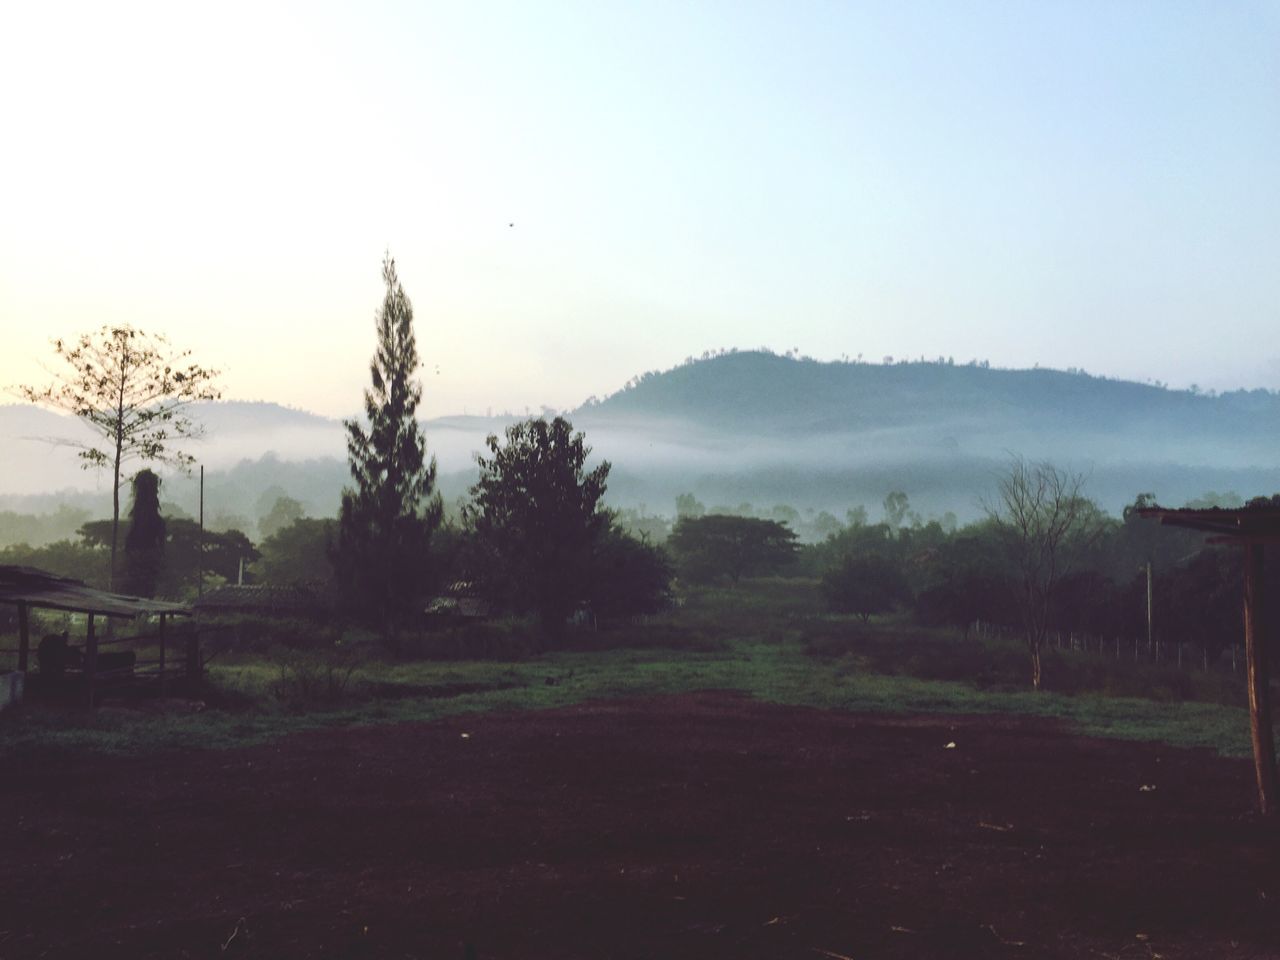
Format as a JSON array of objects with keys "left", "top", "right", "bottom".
[{"left": 269, "top": 648, "right": 358, "bottom": 707}]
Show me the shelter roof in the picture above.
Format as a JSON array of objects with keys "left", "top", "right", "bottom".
[
  {"left": 1136, "top": 501, "right": 1280, "bottom": 542},
  {"left": 0, "top": 566, "right": 192, "bottom": 618},
  {"left": 194, "top": 583, "right": 330, "bottom": 617}
]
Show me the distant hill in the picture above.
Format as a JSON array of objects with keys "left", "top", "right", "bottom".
[
  {"left": 579, "top": 351, "right": 1279, "bottom": 449},
  {"left": 3, "top": 354, "right": 1278, "bottom": 524}
]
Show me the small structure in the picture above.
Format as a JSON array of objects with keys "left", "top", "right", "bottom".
[
  {"left": 424, "top": 580, "right": 492, "bottom": 625},
  {"left": 194, "top": 582, "right": 332, "bottom": 619},
  {"left": 1139, "top": 504, "right": 1280, "bottom": 816},
  {"left": 0, "top": 565, "right": 193, "bottom": 706}
]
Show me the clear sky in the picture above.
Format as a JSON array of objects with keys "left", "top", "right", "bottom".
[{"left": 2, "top": 1, "right": 1277, "bottom": 418}]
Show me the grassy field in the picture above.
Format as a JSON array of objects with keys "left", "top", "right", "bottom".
[{"left": 0, "top": 578, "right": 1268, "bottom": 759}]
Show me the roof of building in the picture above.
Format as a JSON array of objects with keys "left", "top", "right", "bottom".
[
  {"left": 194, "top": 582, "right": 331, "bottom": 617},
  {"left": 1137, "top": 503, "right": 1280, "bottom": 541},
  {"left": 0, "top": 566, "right": 191, "bottom": 618}
]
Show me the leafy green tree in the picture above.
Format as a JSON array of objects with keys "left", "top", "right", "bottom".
[
  {"left": 258, "top": 517, "right": 338, "bottom": 584},
  {"left": 882, "top": 490, "right": 910, "bottom": 529},
  {"left": 122, "top": 469, "right": 165, "bottom": 597},
  {"left": 912, "top": 523, "right": 1011, "bottom": 636},
  {"left": 0, "top": 505, "right": 92, "bottom": 549},
  {"left": 166, "top": 522, "right": 258, "bottom": 592},
  {"left": 614, "top": 507, "right": 672, "bottom": 544},
  {"left": 0, "top": 539, "right": 109, "bottom": 587},
  {"left": 21, "top": 325, "right": 220, "bottom": 589},
  {"left": 846, "top": 505, "right": 869, "bottom": 528},
  {"left": 258, "top": 495, "right": 306, "bottom": 540},
  {"left": 81, "top": 517, "right": 259, "bottom": 597},
  {"left": 334, "top": 254, "right": 443, "bottom": 635},
  {"left": 675, "top": 493, "right": 706, "bottom": 519},
  {"left": 667, "top": 515, "right": 798, "bottom": 584},
  {"left": 821, "top": 553, "right": 908, "bottom": 620},
  {"left": 466, "top": 416, "right": 610, "bottom": 633},
  {"left": 587, "top": 521, "right": 673, "bottom": 621}
]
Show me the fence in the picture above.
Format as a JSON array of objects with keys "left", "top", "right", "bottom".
[{"left": 970, "top": 619, "right": 1240, "bottom": 675}]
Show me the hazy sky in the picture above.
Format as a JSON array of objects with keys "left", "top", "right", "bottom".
[{"left": 2, "top": 1, "right": 1277, "bottom": 418}]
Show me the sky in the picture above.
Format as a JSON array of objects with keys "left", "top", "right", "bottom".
[{"left": 1, "top": 1, "right": 1277, "bottom": 419}]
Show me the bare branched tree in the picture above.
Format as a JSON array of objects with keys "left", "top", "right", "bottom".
[
  {"left": 20, "top": 325, "right": 221, "bottom": 589},
  {"left": 986, "top": 457, "right": 1106, "bottom": 690}
]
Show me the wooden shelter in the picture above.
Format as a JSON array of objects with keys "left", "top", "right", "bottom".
[
  {"left": 0, "top": 565, "right": 193, "bottom": 706},
  {"left": 1138, "top": 505, "right": 1280, "bottom": 816}
]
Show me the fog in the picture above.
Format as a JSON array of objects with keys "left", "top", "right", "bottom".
[{"left": 4, "top": 355, "right": 1279, "bottom": 538}]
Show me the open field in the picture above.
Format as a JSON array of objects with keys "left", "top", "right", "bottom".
[
  {"left": 1, "top": 580, "right": 1270, "bottom": 761},
  {"left": 4, "top": 691, "right": 1279, "bottom": 959},
  {"left": 4, "top": 579, "right": 1278, "bottom": 957}
]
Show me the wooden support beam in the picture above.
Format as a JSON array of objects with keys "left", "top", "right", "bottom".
[
  {"left": 85, "top": 614, "right": 98, "bottom": 708},
  {"left": 1243, "top": 543, "right": 1278, "bottom": 817},
  {"left": 17, "top": 601, "right": 29, "bottom": 672},
  {"left": 158, "top": 614, "right": 168, "bottom": 697},
  {"left": 186, "top": 625, "right": 200, "bottom": 681}
]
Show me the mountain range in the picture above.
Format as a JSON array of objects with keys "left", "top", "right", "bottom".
[{"left": 3, "top": 352, "right": 1278, "bottom": 525}]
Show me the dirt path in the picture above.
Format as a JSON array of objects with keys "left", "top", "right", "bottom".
[{"left": 3, "top": 691, "right": 1278, "bottom": 959}]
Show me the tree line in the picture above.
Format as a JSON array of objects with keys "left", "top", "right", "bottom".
[{"left": 13, "top": 254, "right": 1269, "bottom": 685}]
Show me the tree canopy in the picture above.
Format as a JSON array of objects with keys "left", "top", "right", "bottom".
[
  {"left": 333, "top": 254, "right": 443, "bottom": 634},
  {"left": 466, "top": 416, "right": 610, "bottom": 633},
  {"left": 987, "top": 457, "right": 1106, "bottom": 690},
  {"left": 122, "top": 469, "right": 165, "bottom": 597},
  {"left": 667, "top": 514, "right": 798, "bottom": 584},
  {"left": 821, "top": 552, "right": 909, "bottom": 620},
  {"left": 21, "top": 324, "right": 220, "bottom": 587}
]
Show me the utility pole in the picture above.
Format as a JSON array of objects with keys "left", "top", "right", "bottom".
[
  {"left": 1146, "top": 560, "right": 1154, "bottom": 657},
  {"left": 198, "top": 464, "right": 204, "bottom": 601}
]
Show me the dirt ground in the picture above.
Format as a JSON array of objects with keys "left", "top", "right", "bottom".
[{"left": 4, "top": 691, "right": 1279, "bottom": 959}]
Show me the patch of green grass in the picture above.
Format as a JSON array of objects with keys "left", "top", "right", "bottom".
[{"left": 1, "top": 580, "right": 1270, "bottom": 761}]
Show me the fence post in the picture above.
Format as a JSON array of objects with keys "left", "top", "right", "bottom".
[
  {"left": 17, "top": 601, "right": 30, "bottom": 672},
  {"left": 158, "top": 614, "right": 168, "bottom": 697},
  {"left": 186, "top": 625, "right": 201, "bottom": 681},
  {"left": 85, "top": 614, "right": 98, "bottom": 708}
]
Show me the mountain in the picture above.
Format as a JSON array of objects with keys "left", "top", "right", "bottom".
[
  {"left": 569, "top": 352, "right": 1280, "bottom": 518},
  {"left": 3, "top": 354, "right": 1278, "bottom": 525},
  {"left": 580, "top": 351, "right": 1279, "bottom": 449}
]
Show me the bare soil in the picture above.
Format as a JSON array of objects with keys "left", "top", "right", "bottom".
[{"left": 3, "top": 691, "right": 1278, "bottom": 959}]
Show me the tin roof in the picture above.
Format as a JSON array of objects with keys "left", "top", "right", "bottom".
[
  {"left": 1136, "top": 504, "right": 1280, "bottom": 542},
  {"left": 194, "top": 582, "right": 330, "bottom": 617},
  {"left": 0, "top": 566, "right": 192, "bottom": 618}
]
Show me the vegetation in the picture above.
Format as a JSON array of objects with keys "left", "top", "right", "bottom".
[
  {"left": 258, "top": 517, "right": 338, "bottom": 584},
  {"left": 986, "top": 458, "right": 1108, "bottom": 690},
  {"left": 466, "top": 416, "right": 611, "bottom": 634},
  {"left": 1, "top": 578, "right": 1271, "bottom": 763},
  {"left": 334, "top": 254, "right": 443, "bottom": 637},
  {"left": 821, "top": 553, "right": 907, "bottom": 620},
  {"left": 20, "top": 324, "right": 221, "bottom": 588},
  {"left": 667, "top": 514, "right": 798, "bottom": 584},
  {"left": 122, "top": 470, "right": 165, "bottom": 597}
]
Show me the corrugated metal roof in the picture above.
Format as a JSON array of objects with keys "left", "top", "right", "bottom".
[
  {"left": 1136, "top": 506, "right": 1280, "bottom": 541},
  {"left": 0, "top": 566, "right": 191, "bottom": 618},
  {"left": 194, "top": 583, "right": 330, "bottom": 616}
]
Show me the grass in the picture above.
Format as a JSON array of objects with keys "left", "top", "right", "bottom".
[{"left": 0, "top": 578, "right": 1270, "bottom": 761}]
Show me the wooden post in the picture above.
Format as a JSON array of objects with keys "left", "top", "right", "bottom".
[
  {"left": 85, "top": 614, "right": 98, "bottom": 708},
  {"left": 17, "top": 601, "right": 29, "bottom": 672},
  {"left": 158, "top": 613, "right": 168, "bottom": 697},
  {"left": 1152, "top": 560, "right": 1162, "bottom": 660},
  {"left": 1243, "top": 542, "right": 1278, "bottom": 817},
  {"left": 186, "top": 625, "right": 201, "bottom": 681}
]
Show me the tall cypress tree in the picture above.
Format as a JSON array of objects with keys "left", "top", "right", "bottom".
[
  {"left": 334, "top": 254, "right": 443, "bottom": 636},
  {"left": 123, "top": 469, "right": 166, "bottom": 597}
]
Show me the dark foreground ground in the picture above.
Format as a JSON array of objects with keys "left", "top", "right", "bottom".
[{"left": 4, "top": 692, "right": 1279, "bottom": 959}]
